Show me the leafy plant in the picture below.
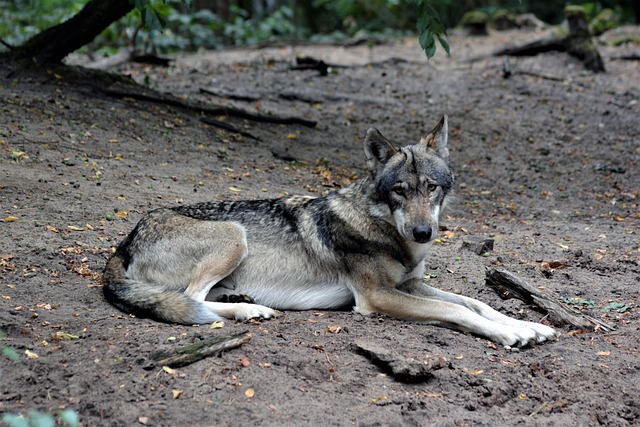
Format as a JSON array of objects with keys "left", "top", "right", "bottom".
[
  {"left": 415, "top": 0, "right": 449, "bottom": 58},
  {"left": 2, "top": 409, "right": 79, "bottom": 427},
  {"left": 1, "top": 330, "right": 20, "bottom": 362},
  {"left": 602, "top": 301, "right": 635, "bottom": 313}
]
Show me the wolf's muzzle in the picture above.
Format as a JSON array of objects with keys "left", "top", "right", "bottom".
[{"left": 412, "top": 225, "right": 433, "bottom": 243}]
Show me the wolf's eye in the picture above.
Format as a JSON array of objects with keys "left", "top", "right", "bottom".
[
  {"left": 393, "top": 186, "right": 405, "bottom": 196},
  {"left": 427, "top": 184, "right": 438, "bottom": 192}
]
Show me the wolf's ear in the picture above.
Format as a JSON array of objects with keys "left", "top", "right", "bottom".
[
  {"left": 420, "top": 115, "right": 449, "bottom": 160},
  {"left": 364, "top": 128, "right": 398, "bottom": 172}
]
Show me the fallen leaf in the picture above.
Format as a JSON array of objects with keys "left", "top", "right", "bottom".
[
  {"left": 597, "top": 351, "right": 611, "bottom": 357},
  {"left": 326, "top": 325, "right": 342, "bottom": 334},
  {"left": 245, "top": 388, "right": 255, "bottom": 398},
  {"left": 519, "top": 393, "right": 527, "bottom": 399},
  {"left": 229, "top": 187, "right": 241, "bottom": 192},
  {"left": 470, "top": 369, "right": 484, "bottom": 375},
  {"left": 210, "top": 321, "right": 224, "bottom": 329},
  {"left": 25, "top": 350, "right": 39, "bottom": 359},
  {"left": 4, "top": 216, "right": 18, "bottom": 222},
  {"left": 67, "top": 225, "right": 84, "bottom": 231},
  {"left": 138, "top": 416, "right": 149, "bottom": 425},
  {"left": 115, "top": 211, "right": 128, "bottom": 218},
  {"left": 162, "top": 366, "right": 176, "bottom": 375},
  {"left": 172, "top": 389, "right": 183, "bottom": 399},
  {"left": 240, "top": 356, "right": 250, "bottom": 367}
]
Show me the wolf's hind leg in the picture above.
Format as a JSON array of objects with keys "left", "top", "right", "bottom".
[
  {"left": 183, "top": 222, "right": 278, "bottom": 321},
  {"left": 184, "top": 222, "right": 248, "bottom": 302}
]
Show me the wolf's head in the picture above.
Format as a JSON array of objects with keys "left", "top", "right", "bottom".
[{"left": 363, "top": 116, "right": 454, "bottom": 245}]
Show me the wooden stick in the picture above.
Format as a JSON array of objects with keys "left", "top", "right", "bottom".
[
  {"left": 141, "top": 331, "right": 252, "bottom": 369},
  {"left": 485, "top": 267, "right": 613, "bottom": 331}
]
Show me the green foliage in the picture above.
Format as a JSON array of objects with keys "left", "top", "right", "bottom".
[
  {"left": 0, "top": 0, "right": 85, "bottom": 48},
  {"left": 415, "top": 0, "right": 449, "bottom": 58},
  {"left": 224, "top": 4, "right": 295, "bottom": 46},
  {"left": 2, "top": 409, "right": 78, "bottom": 427},
  {"left": 1, "top": 330, "right": 20, "bottom": 363}
]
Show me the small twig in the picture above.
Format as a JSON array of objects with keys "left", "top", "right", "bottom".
[
  {"left": 0, "top": 38, "right": 13, "bottom": 50},
  {"left": 529, "top": 401, "right": 548, "bottom": 417},
  {"left": 199, "top": 117, "right": 259, "bottom": 140},
  {"left": 199, "top": 87, "right": 261, "bottom": 102},
  {"left": 517, "top": 70, "right": 566, "bottom": 82}
]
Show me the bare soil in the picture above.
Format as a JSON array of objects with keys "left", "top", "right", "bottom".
[{"left": 1, "top": 27, "right": 639, "bottom": 426}]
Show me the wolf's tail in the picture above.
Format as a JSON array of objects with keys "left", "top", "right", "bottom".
[{"left": 102, "top": 253, "right": 222, "bottom": 324}]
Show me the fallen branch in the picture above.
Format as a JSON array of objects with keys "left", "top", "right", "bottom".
[
  {"left": 102, "top": 87, "right": 317, "bottom": 128},
  {"left": 353, "top": 340, "right": 447, "bottom": 383},
  {"left": 199, "top": 87, "right": 261, "bottom": 102},
  {"left": 485, "top": 267, "right": 613, "bottom": 331},
  {"left": 199, "top": 117, "right": 259, "bottom": 140},
  {"left": 140, "top": 330, "right": 252, "bottom": 369}
]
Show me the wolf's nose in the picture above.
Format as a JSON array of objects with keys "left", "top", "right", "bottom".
[{"left": 412, "top": 225, "right": 432, "bottom": 243}]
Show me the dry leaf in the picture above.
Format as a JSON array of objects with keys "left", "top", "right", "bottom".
[
  {"left": 597, "top": 351, "right": 611, "bottom": 357},
  {"left": 470, "top": 369, "right": 484, "bottom": 375},
  {"left": 245, "top": 388, "right": 255, "bottom": 398},
  {"left": 210, "top": 321, "right": 224, "bottom": 329},
  {"left": 162, "top": 366, "right": 176, "bottom": 375},
  {"left": 25, "top": 350, "right": 39, "bottom": 359},
  {"left": 67, "top": 225, "right": 84, "bottom": 231},
  {"left": 172, "top": 389, "right": 183, "bottom": 399},
  {"left": 326, "top": 325, "right": 342, "bottom": 334},
  {"left": 138, "top": 416, "right": 148, "bottom": 425},
  {"left": 4, "top": 216, "right": 18, "bottom": 222},
  {"left": 240, "top": 356, "right": 250, "bottom": 367}
]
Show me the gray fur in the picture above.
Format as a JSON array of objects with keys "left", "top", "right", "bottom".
[{"left": 102, "top": 116, "right": 556, "bottom": 346}]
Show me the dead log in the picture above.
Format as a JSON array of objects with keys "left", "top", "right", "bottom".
[
  {"left": 494, "top": 5, "right": 605, "bottom": 73},
  {"left": 353, "top": 340, "right": 447, "bottom": 383},
  {"left": 485, "top": 267, "right": 613, "bottom": 331},
  {"left": 140, "top": 330, "right": 252, "bottom": 369}
]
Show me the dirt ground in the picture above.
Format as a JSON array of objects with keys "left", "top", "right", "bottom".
[{"left": 1, "top": 26, "right": 639, "bottom": 426}]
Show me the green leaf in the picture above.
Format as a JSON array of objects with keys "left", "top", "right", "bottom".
[
  {"left": 59, "top": 409, "right": 79, "bottom": 427},
  {"left": 602, "top": 302, "right": 633, "bottom": 313},
  {"left": 2, "top": 414, "right": 29, "bottom": 427},
  {"left": 28, "top": 410, "right": 55, "bottom": 427},
  {"left": 437, "top": 34, "right": 450, "bottom": 55},
  {"left": 419, "top": 30, "right": 437, "bottom": 59},
  {"left": 2, "top": 346, "right": 21, "bottom": 362},
  {"left": 144, "top": 7, "right": 163, "bottom": 31}
]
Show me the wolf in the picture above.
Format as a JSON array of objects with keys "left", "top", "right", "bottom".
[{"left": 103, "top": 116, "right": 556, "bottom": 347}]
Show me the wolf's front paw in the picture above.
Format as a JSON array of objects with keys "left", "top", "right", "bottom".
[
  {"left": 493, "top": 322, "right": 555, "bottom": 347},
  {"left": 521, "top": 321, "right": 557, "bottom": 343}
]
